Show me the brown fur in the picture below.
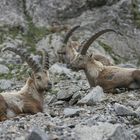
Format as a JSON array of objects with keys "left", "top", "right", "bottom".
[
  {"left": 58, "top": 28, "right": 115, "bottom": 66},
  {"left": 0, "top": 70, "right": 51, "bottom": 121},
  {"left": 0, "top": 95, "right": 8, "bottom": 121},
  {"left": 58, "top": 40, "right": 113, "bottom": 66},
  {"left": 69, "top": 49, "right": 140, "bottom": 93}
]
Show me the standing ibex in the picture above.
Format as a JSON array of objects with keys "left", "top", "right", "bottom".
[
  {"left": 68, "top": 42, "right": 140, "bottom": 93},
  {"left": 0, "top": 47, "right": 51, "bottom": 121},
  {"left": 58, "top": 26, "right": 116, "bottom": 66}
]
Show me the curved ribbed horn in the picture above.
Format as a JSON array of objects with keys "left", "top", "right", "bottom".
[
  {"left": 38, "top": 49, "right": 49, "bottom": 70},
  {"left": 80, "top": 29, "right": 117, "bottom": 55},
  {"left": 63, "top": 25, "right": 80, "bottom": 45},
  {"left": 2, "top": 47, "right": 42, "bottom": 72}
]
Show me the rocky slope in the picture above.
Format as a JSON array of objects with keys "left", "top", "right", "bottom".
[{"left": 0, "top": 0, "right": 140, "bottom": 140}]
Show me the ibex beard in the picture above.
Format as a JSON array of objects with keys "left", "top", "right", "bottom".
[
  {"left": 69, "top": 48, "right": 140, "bottom": 93},
  {"left": 0, "top": 47, "right": 51, "bottom": 121}
]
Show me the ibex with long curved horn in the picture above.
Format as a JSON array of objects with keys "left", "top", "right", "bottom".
[
  {"left": 68, "top": 41, "right": 140, "bottom": 93},
  {"left": 0, "top": 46, "right": 51, "bottom": 121},
  {"left": 58, "top": 26, "right": 116, "bottom": 66}
]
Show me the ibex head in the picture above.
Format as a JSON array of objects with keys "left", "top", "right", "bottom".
[
  {"left": 58, "top": 26, "right": 118, "bottom": 66},
  {"left": 2, "top": 46, "right": 51, "bottom": 92},
  {"left": 57, "top": 25, "right": 80, "bottom": 63},
  {"left": 67, "top": 29, "right": 118, "bottom": 70}
]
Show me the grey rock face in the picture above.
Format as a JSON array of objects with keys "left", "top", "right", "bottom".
[
  {"left": 26, "top": 0, "right": 87, "bottom": 26},
  {"left": 26, "top": 0, "right": 120, "bottom": 27},
  {"left": 78, "top": 86, "right": 105, "bottom": 105},
  {"left": 114, "top": 103, "right": 136, "bottom": 116},
  {"left": 74, "top": 122, "right": 131, "bottom": 140},
  {"left": 0, "top": 64, "right": 9, "bottom": 74},
  {"left": 0, "top": 0, "right": 25, "bottom": 27}
]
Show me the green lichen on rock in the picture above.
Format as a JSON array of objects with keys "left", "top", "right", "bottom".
[
  {"left": 132, "top": 0, "right": 140, "bottom": 28},
  {"left": 98, "top": 40, "right": 122, "bottom": 64},
  {"left": 98, "top": 40, "right": 112, "bottom": 53}
]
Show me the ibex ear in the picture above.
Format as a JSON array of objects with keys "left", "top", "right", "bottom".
[
  {"left": 89, "top": 53, "right": 95, "bottom": 61},
  {"left": 70, "top": 45, "right": 78, "bottom": 57}
]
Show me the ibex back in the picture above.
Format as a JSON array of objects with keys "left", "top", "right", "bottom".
[{"left": 68, "top": 36, "right": 140, "bottom": 93}]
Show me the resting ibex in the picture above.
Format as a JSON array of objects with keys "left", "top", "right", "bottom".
[
  {"left": 58, "top": 26, "right": 116, "bottom": 66},
  {"left": 0, "top": 47, "right": 51, "bottom": 121},
  {"left": 68, "top": 42, "right": 140, "bottom": 93}
]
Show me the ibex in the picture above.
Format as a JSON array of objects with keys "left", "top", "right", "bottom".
[
  {"left": 68, "top": 42, "right": 140, "bottom": 93},
  {"left": 58, "top": 25, "right": 116, "bottom": 66},
  {"left": 0, "top": 47, "right": 51, "bottom": 121}
]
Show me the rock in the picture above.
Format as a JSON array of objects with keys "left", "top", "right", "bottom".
[
  {"left": 0, "top": 79, "right": 12, "bottom": 91},
  {"left": 26, "top": 127, "right": 49, "bottom": 140},
  {"left": 26, "top": 0, "right": 87, "bottom": 26},
  {"left": 64, "top": 108, "right": 83, "bottom": 117},
  {"left": 37, "top": 34, "right": 63, "bottom": 53},
  {"left": 0, "top": 0, "right": 25, "bottom": 27},
  {"left": 57, "top": 89, "right": 74, "bottom": 101},
  {"left": 77, "top": 86, "right": 105, "bottom": 105},
  {"left": 26, "top": 0, "right": 119, "bottom": 27},
  {"left": 133, "top": 127, "right": 140, "bottom": 140},
  {"left": 53, "top": 100, "right": 65, "bottom": 105},
  {"left": 57, "top": 85, "right": 81, "bottom": 101},
  {"left": 134, "top": 106, "right": 140, "bottom": 117},
  {"left": 114, "top": 103, "right": 136, "bottom": 116},
  {"left": 69, "top": 92, "right": 81, "bottom": 105},
  {"left": 47, "top": 95, "right": 57, "bottom": 105},
  {"left": 49, "top": 63, "right": 71, "bottom": 76},
  {"left": 0, "top": 64, "right": 9, "bottom": 74},
  {"left": 74, "top": 122, "right": 131, "bottom": 140}
]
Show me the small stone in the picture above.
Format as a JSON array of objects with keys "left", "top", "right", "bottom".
[
  {"left": 57, "top": 90, "right": 74, "bottom": 101},
  {"left": 53, "top": 100, "right": 65, "bottom": 105},
  {"left": 64, "top": 108, "right": 83, "bottom": 117},
  {"left": 69, "top": 92, "right": 81, "bottom": 105},
  {"left": 77, "top": 86, "right": 105, "bottom": 105},
  {"left": 114, "top": 103, "right": 136, "bottom": 116}
]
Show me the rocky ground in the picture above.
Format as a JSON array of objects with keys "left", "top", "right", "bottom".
[{"left": 0, "top": 0, "right": 140, "bottom": 140}]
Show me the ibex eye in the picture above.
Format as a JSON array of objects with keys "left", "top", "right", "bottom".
[{"left": 36, "top": 76, "right": 41, "bottom": 80}]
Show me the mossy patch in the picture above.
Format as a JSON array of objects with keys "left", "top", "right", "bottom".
[
  {"left": 132, "top": 0, "right": 140, "bottom": 28},
  {"left": 98, "top": 40, "right": 112, "bottom": 53},
  {"left": 98, "top": 40, "right": 123, "bottom": 64}
]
